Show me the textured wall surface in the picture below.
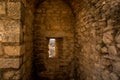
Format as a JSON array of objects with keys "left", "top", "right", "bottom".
[
  {"left": 72, "top": 0, "right": 120, "bottom": 80},
  {"left": 0, "top": 0, "right": 120, "bottom": 80},
  {"left": 33, "top": 0, "right": 75, "bottom": 79},
  {"left": 21, "top": 0, "right": 34, "bottom": 80},
  {"left": 0, "top": 0, "right": 21, "bottom": 80}
]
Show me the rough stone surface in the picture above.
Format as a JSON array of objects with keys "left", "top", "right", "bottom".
[
  {"left": 4, "top": 46, "right": 21, "bottom": 56},
  {"left": 0, "top": 2, "right": 6, "bottom": 15},
  {"left": 0, "top": 0, "right": 120, "bottom": 80},
  {"left": 33, "top": 0, "right": 74, "bottom": 79},
  {"left": 103, "top": 31, "right": 113, "bottom": 44},
  {"left": 3, "top": 70, "right": 20, "bottom": 80},
  {"left": 101, "top": 47, "right": 108, "bottom": 54},
  {"left": 115, "top": 34, "right": 120, "bottom": 43},
  {"left": 0, "top": 19, "right": 20, "bottom": 43},
  {"left": 71, "top": 0, "right": 120, "bottom": 80},
  {"left": 7, "top": 2, "right": 21, "bottom": 19},
  {"left": 0, "top": 43, "right": 3, "bottom": 56},
  {"left": 108, "top": 46, "right": 117, "bottom": 55},
  {"left": 0, "top": 58, "right": 20, "bottom": 68},
  {"left": 102, "top": 70, "right": 111, "bottom": 80},
  {"left": 116, "top": 44, "right": 120, "bottom": 48},
  {"left": 113, "top": 62, "right": 120, "bottom": 74},
  {"left": 110, "top": 72, "right": 119, "bottom": 80},
  {"left": 0, "top": 0, "right": 22, "bottom": 79}
]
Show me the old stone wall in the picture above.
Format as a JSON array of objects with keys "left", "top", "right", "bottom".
[
  {"left": 0, "top": 0, "right": 22, "bottom": 80},
  {"left": 0, "top": 0, "right": 120, "bottom": 80},
  {"left": 33, "top": 0, "right": 75, "bottom": 80},
  {"left": 0, "top": 0, "right": 34, "bottom": 80},
  {"left": 20, "top": 0, "right": 34, "bottom": 80},
  {"left": 71, "top": 0, "right": 120, "bottom": 80}
]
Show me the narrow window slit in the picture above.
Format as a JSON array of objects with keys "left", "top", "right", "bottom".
[{"left": 48, "top": 38, "right": 56, "bottom": 58}]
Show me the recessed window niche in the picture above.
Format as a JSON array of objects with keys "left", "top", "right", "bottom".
[
  {"left": 48, "top": 38, "right": 63, "bottom": 58},
  {"left": 48, "top": 38, "right": 56, "bottom": 58}
]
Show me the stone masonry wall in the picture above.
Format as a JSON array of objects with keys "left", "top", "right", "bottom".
[
  {"left": 70, "top": 0, "right": 120, "bottom": 80},
  {"left": 21, "top": 0, "right": 34, "bottom": 80},
  {"left": 0, "top": 0, "right": 21, "bottom": 80},
  {"left": 0, "top": 0, "right": 34, "bottom": 80},
  {"left": 33, "top": 0, "right": 75, "bottom": 80},
  {"left": 1, "top": 0, "right": 120, "bottom": 80}
]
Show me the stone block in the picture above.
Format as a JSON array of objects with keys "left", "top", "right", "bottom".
[
  {"left": 4, "top": 46, "right": 21, "bottom": 56},
  {"left": 3, "top": 70, "right": 20, "bottom": 80},
  {"left": 7, "top": 2, "right": 21, "bottom": 19},
  {"left": 113, "top": 62, "right": 120, "bottom": 75},
  {"left": 101, "top": 58, "right": 110, "bottom": 66},
  {"left": 101, "top": 47, "right": 108, "bottom": 54},
  {"left": 0, "top": 43, "right": 3, "bottom": 56},
  {"left": 115, "top": 34, "right": 120, "bottom": 43},
  {"left": 3, "top": 20, "right": 20, "bottom": 32},
  {"left": 0, "top": 58, "right": 20, "bottom": 68},
  {"left": 102, "top": 70, "right": 111, "bottom": 80},
  {"left": 110, "top": 72, "right": 119, "bottom": 80},
  {"left": 2, "top": 20, "right": 20, "bottom": 42},
  {"left": 116, "top": 44, "right": 120, "bottom": 48},
  {"left": 3, "top": 32, "right": 20, "bottom": 42},
  {"left": 0, "top": 32, "right": 3, "bottom": 42},
  {"left": 0, "top": 2, "right": 6, "bottom": 15},
  {"left": 103, "top": 31, "right": 113, "bottom": 44},
  {"left": 108, "top": 46, "right": 117, "bottom": 55},
  {"left": 0, "top": 20, "right": 4, "bottom": 31},
  {"left": 0, "top": 20, "right": 4, "bottom": 42}
]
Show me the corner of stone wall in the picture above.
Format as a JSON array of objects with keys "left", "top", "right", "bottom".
[{"left": 20, "top": 0, "right": 34, "bottom": 80}]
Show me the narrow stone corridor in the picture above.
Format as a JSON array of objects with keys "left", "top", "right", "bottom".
[
  {"left": 33, "top": 1, "right": 74, "bottom": 79},
  {"left": 0, "top": 0, "right": 120, "bottom": 80}
]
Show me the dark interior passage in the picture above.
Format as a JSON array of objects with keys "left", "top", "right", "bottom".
[
  {"left": 33, "top": 0, "right": 75, "bottom": 79},
  {"left": 0, "top": 0, "right": 120, "bottom": 80}
]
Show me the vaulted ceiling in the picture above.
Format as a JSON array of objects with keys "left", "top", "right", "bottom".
[{"left": 25, "top": 0, "right": 87, "bottom": 15}]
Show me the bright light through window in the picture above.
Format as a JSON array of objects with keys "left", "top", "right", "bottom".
[{"left": 48, "top": 38, "right": 56, "bottom": 58}]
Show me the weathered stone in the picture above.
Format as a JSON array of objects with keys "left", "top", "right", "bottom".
[
  {"left": 110, "top": 72, "right": 119, "bottom": 80},
  {"left": 2, "top": 20, "right": 20, "bottom": 42},
  {"left": 7, "top": 2, "right": 21, "bottom": 19},
  {"left": 0, "top": 0, "right": 120, "bottom": 80},
  {"left": 116, "top": 44, "right": 120, "bottom": 48},
  {"left": 3, "top": 20, "right": 20, "bottom": 32},
  {"left": 3, "top": 70, "right": 20, "bottom": 80},
  {"left": 33, "top": 0, "right": 75, "bottom": 79},
  {"left": 99, "top": 21, "right": 107, "bottom": 28},
  {"left": 101, "top": 47, "right": 108, "bottom": 54},
  {"left": 3, "top": 32, "right": 20, "bottom": 42},
  {"left": 101, "top": 59, "right": 111, "bottom": 66},
  {"left": 0, "top": 2, "right": 6, "bottom": 15},
  {"left": 102, "top": 70, "right": 111, "bottom": 80},
  {"left": 0, "top": 43, "right": 3, "bottom": 56},
  {"left": 0, "top": 20, "right": 4, "bottom": 42},
  {"left": 103, "top": 31, "right": 113, "bottom": 44},
  {"left": 115, "top": 34, "right": 120, "bottom": 43},
  {"left": 0, "top": 58, "right": 20, "bottom": 68},
  {"left": 0, "top": 20, "right": 4, "bottom": 31},
  {"left": 103, "top": 55, "right": 120, "bottom": 62},
  {"left": 113, "top": 62, "right": 120, "bottom": 74},
  {"left": 96, "top": 45, "right": 101, "bottom": 51},
  {"left": 108, "top": 46, "right": 117, "bottom": 55},
  {"left": 107, "top": 19, "right": 115, "bottom": 27},
  {"left": 4, "top": 46, "right": 21, "bottom": 56},
  {"left": 0, "top": 32, "right": 3, "bottom": 42}
]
